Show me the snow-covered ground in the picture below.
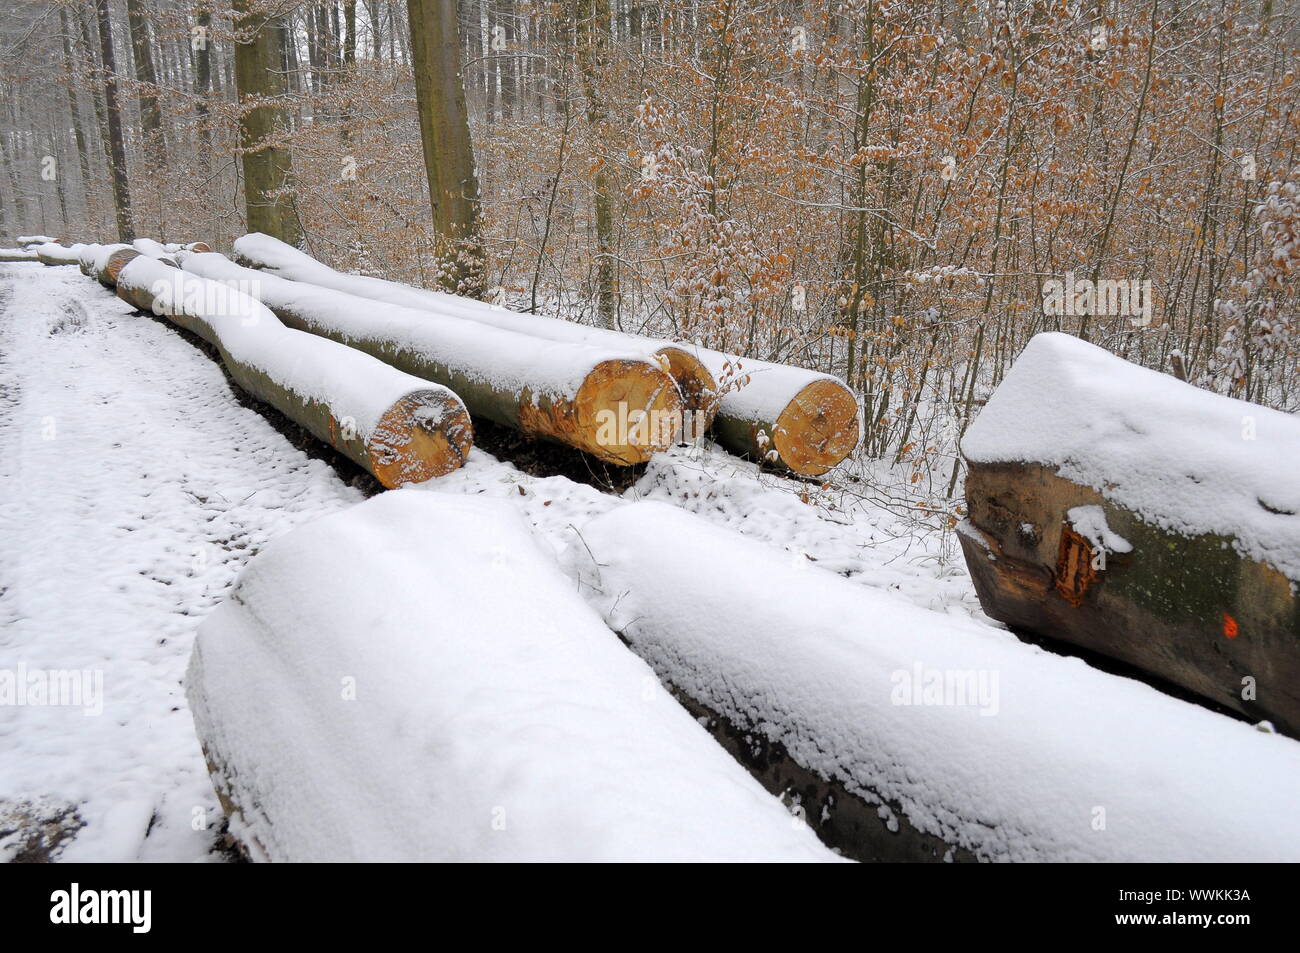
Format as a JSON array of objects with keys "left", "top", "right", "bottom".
[{"left": 0, "top": 263, "right": 362, "bottom": 860}]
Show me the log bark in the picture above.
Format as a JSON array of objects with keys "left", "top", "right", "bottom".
[
  {"left": 113, "top": 254, "right": 472, "bottom": 487},
  {"left": 960, "top": 461, "right": 1300, "bottom": 737},
  {"left": 185, "top": 250, "right": 681, "bottom": 465},
  {"left": 232, "top": 233, "right": 719, "bottom": 433}
]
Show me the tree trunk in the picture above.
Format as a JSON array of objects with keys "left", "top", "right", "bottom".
[
  {"left": 125, "top": 0, "right": 166, "bottom": 162},
  {"left": 574, "top": 0, "right": 617, "bottom": 329},
  {"left": 406, "top": 0, "right": 485, "bottom": 296},
  {"left": 94, "top": 0, "right": 135, "bottom": 241},
  {"left": 233, "top": 0, "right": 304, "bottom": 246},
  {"left": 194, "top": 6, "right": 213, "bottom": 150},
  {"left": 59, "top": 7, "right": 96, "bottom": 230}
]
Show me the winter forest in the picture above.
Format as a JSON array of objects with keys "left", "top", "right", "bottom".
[{"left": 1, "top": 0, "right": 1299, "bottom": 869}]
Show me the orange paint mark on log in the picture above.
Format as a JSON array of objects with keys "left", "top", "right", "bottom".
[{"left": 1223, "top": 613, "right": 1239, "bottom": 639}]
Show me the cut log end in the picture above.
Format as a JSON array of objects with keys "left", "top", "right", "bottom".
[
  {"left": 773, "top": 378, "right": 861, "bottom": 476},
  {"left": 521, "top": 359, "right": 683, "bottom": 466},
  {"left": 100, "top": 248, "right": 141, "bottom": 287},
  {"left": 368, "top": 392, "right": 474, "bottom": 488},
  {"left": 654, "top": 346, "right": 719, "bottom": 430}
]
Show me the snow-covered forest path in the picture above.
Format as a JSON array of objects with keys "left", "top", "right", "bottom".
[
  {"left": 0, "top": 261, "right": 987, "bottom": 861},
  {"left": 0, "top": 263, "right": 362, "bottom": 860}
]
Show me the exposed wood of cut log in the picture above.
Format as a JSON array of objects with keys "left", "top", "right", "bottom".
[
  {"left": 184, "top": 251, "right": 683, "bottom": 465},
  {"left": 114, "top": 254, "right": 472, "bottom": 487},
  {"left": 231, "top": 233, "right": 719, "bottom": 433},
  {"left": 99, "top": 247, "right": 142, "bottom": 287},
  {"left": 698, "top": 349, "right": 860, "bottom": 476}
]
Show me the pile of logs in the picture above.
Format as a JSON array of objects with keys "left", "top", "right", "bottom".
[
  {"left": 233, "top": 233, "right": 861, "bottom": 476},
  {"left": 15, "top": 236, "right": 862, "bottom": 485}
]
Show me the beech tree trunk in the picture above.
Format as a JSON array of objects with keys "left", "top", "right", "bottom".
[
  {"left": 574, "top": 0, "right": 618, "bottom": 329},
  {"left": 233, "top": 0, "right": 303, "bottom": 246},
  {"left": 94, "top": 0, "right": 135, "bottom": 241},
  {"left": 126, "top": 0, "right": 166, "bottom": 163},
  {"left": 407, "top": 0, "right": 485, "bottom": 297}
]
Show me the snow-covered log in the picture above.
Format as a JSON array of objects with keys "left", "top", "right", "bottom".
[
  {"left": 234, "top": 232, "right": 860, "bottom": 475},
  {"left": 960, "top": 332, "right": 1300, "bottom": 736},
  {"left": 81, "top": 243, "right": 136, "bottom": 286},
  {"left": 183, "top": 251, "right": 682, "bottom": 466},
  {"left": 114, "top": 255, "right": 472, "bottom": 487},
  {"left": 187, "top": 490, "right": 836, "bottom": 862},
  {"left": 16, "top": 234, "right": 56, "bottom": 246},
  {"left": 695, "top": 347, "right": 860, "bottom": 476},
  {"left": 566, "top": 500, "right": 1300, "bottom": 861},
  {"left": 0, "top": 248, "right": 38, "bottom": 262},
  {"left": 130, "top": 238, "right": 177, "bottom": 264},
  {"left": 76, "top": 243, "right": 106, "bottom": 275},
  {"left": 232, "top": 232, "right": 720, "bottom": 432},
  {"left": 33, "top": 242, "right": 85, "bottom": 266}
]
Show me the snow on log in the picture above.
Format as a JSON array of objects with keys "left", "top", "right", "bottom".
[
  {"left": 76, "top": 243, "right": 105, "bottom": 275},
  {"left": 695, "top": 347, "right": 859, "bottom": 476},
  {"left": 231, "top": 232, "right": 719, "bottom": 433},
  {"left": 16, "top": 234, "right": 56, "bottom": 246},
  {"left": 114, "top": 254, "right": 472, "bottom": 487},
  {"left": 960, "top": 332, "right": 1300, "bottom": 735},
  {"left": 81, "top": 243, "right": 135, "bottom": 285},
  {"left": 33, "top": 242, "right": 85, "bottom": 266},
  {"left": 565, "top": 500, "right": 1300, "bottom": 861},
  {"left": 183, "top": 251, "right": 682, "bottom": 466},
  {"left": 131, "top": 237, "right": 178, "bottom": 264},
  {"left": 186, "top": 490, "right": 836, "bottom": 862},
  {"left": 0, "top": 248, "right": 38, "bottom": 262}
]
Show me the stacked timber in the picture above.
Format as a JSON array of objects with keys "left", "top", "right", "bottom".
[
  {"left": 959, "top": 332, "right": 1300, "bottom": 735},
  {"left": 233, "top": 233, "right": 860, "bottom": 475},
  {"left": 182, "top": 251, "right": 682, "bottom": 466},
  {"left": 231, "top": 233, "right": 719, "bottom": 433},
  {"left": 113, "top": 254, "right": 472, "bottom": 487}
]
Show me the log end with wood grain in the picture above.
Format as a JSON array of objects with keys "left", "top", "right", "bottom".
[{"left": 703, "top": 350, "right": 860, "bottom": 476}]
